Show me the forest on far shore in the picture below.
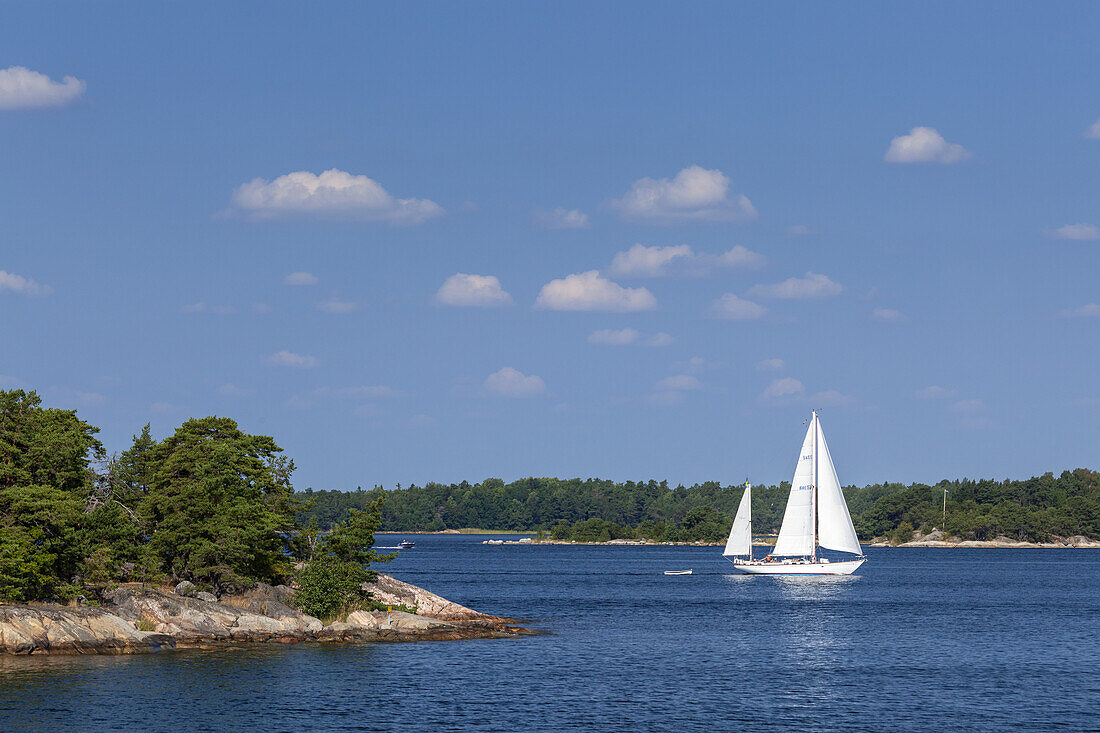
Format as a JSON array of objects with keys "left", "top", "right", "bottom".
[{"left": 298, "top": 469, "right": 1100, "bottom": 545}]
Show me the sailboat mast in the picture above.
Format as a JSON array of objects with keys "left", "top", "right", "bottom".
[
  {"left": 746, "top": 481, "right": 752, "bottom": 561},
  {"left": 812, "top": 411, "right": 818, "bottom": 562}
]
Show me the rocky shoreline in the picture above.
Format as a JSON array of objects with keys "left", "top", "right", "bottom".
[
  {"left": 869, "top": 531, "right": 1100, "bottom": 549},
  {"left": 484, "top": 535, "right": 1100, "bottom": 549},
  {"left": 0, "top": 574, "right": 532, "bottom": 656}
]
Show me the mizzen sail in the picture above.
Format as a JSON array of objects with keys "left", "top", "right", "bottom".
[{"left": 723, "top": 482, "right": 752, "bottom": 557}]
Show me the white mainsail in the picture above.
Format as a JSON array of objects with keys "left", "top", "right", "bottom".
[
  {"left": 814, "top": 425, "right": 863, "bottom": 555},
  {"left": 771, "top": 421, "right": 816, "bottom": 556},
  {"left": 723, "top": 482, "right": 752, "bottom": 557}
]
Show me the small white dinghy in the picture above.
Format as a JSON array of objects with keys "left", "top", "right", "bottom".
[{"left": 663, "top": 569, "right": 693, "bottom": 575}]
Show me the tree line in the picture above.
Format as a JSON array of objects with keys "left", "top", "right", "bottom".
[
  {"left": 299, "top": 470, "right": 1100, "bottom": 544},
  {"left": 0, "top": 390, "right": 388, "bottom": 619}
]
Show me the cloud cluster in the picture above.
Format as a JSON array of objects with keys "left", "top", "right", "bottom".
[
  {"left": 1050, "top": 223, "right": 1100, "bottom": 241},
  {"left": 435, "top": 274, "right": 513, "bottom": 307},
  {"left": 587, "top": 328, "right": 672, "bottom": 346},
  {"left": 0, "top": 66, "right": 85, "bottom": 110},
  {"left": 231, "top": 169, "right": 443, "bottom": 223},
  {"left": 265, "top": 350, "right": 319, "bottom": 368},
  {"left": 284, "top": 271, "right": 318, "bottom": 286},
  {"left": 757, "top": 358, "right": 785, "bottom": 371},
  {"left": 1059, "top": 303, "right": 1100, "bottom": 318},
  {"left": 316, "top": 296, "right": 358, "bottom": 314},
  {"left": 0, "top": 270, "right": 52, "bottom": 296},
  {"left": 917, "top": 385, "right": 957, "bottom": 400},
  {"left": 762, "top": 377, "right": 804, "bottom": 400},
  {"left": 749, "top": 272, "right": 842, "bottom": 299},
  {"left": 182, "top": 302, "right": 235, "bottom": 314},
  {"left": 609, "top": 243, "right": 764, "bottom": 277},
  {"left": 709, "top": 293, "right": 766, "bottom": 320},
  {"left": 485, "top": 367, "right": 545, "bottom": 397},
  {"left": 535, "top": 271, "right": 656, "bottom": 312},
  {"left": 656, "top": 375, "right": 701, "bottom": 391},
  {"left": 872, "top": 307, "right": 905, "bottom": 321},
  {"left": 1084, "top": 117, "right": 1100, "bottom": 139},
  {"left": 609, "top": 166, "right": 756, "bottom": 223},
  {"left": 884, "top": 127, "right": 971, "bottom": 163},
  {"left": 535, "top": 207, "right": 590, "bottom": 229}
]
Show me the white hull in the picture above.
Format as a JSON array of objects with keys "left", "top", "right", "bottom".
[{"left": 730, "top": 558, "right": 865, "bottom": 576}]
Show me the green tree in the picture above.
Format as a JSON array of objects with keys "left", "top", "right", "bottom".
[
  {"left": 0, "top": 390, "right": 103, "bottom": 601},
  {"left": 293, "top": 499, "right": 393, "bottom": 620},
  {"left": 139, "top": 416, "right": 298, "bottom": 591}
]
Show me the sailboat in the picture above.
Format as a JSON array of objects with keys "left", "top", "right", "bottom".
[{"left": 723, "top": 411, "right": 866, "bottom": 575}]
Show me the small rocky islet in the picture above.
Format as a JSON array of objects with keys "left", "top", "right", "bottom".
[{"left": 0, "top": 574, "right": 532, "bottom": 656}]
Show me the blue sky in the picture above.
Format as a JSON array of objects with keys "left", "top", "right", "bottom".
[{"left": 1, "top": 1, "right": 1098, "bottom": 491}]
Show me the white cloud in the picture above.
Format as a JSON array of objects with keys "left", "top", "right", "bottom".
[
  {"left": 951, "top": 398, "right": 985, "bottom": 414},
  {"left": 1050, "top": 223, "right": 1100, "bottom": 241},
  {"left": 219, "top": 383, "right": 247, "bottom": 396},
  {"left": 872, "top": 307, "right": 905, "bottom": 321},
  {"left": 610, "top": 244, "right": 693, "bottom": 277},
  {"left": 151, "top": 401, "right": 173, "bottom": 413},
  {"left": 485, "top": 367, "right": 546, "bottom": 397},
  {"left": 1059, "top": 303, "right": 1100, "bottom": 318},
  {"left": 645, "top": 332, "right": 674, "bottom": 347},
  {"left": 0, "top": 66, "right": 85, "bottom": 110},
  {"left": 588, "top": 328, "right": 640, "bottom": 345},
  {"left": 284, "top": 271, "right": 318, "bottom": 286},
  {"left": 252, "top": 302, "right": 273, "bottom": 315},
  {"left": 535, "top": 271, "right": 656, "bottom": 312},
  {"left": 316, "top": 296, "right": 358, "bottom": 314},
  {"left": 646, "top": 391, "right": 685, "bottom": 406},
  {"left": 709, "top": 293, "right": 766, "bottom": 319},
  {"left": 265, "top": 350, "right": 319, "bottom": 368},
  {"left": 762, "top": 378, "right": 804, "bottom": 400},
  {"left": 609, "top": 243, "right": 764, "bottom": 278},
  {"left": 1084, "top": 117, "right": 1100, "bottom": 139},
  {"left": 535, "top": 207, "right": 590, "bottom": 229},
  {"left": 609, "top": 165, "right": 757, "bottom": 223},
  {"left": 884, "top": 126, "right": 971, "bottom": 164},
  {"left": 749, "top": 272, "right": 843, "bottom": 299},
  {"left": 0, "top": 375, "right": 24, "bottom": 388},
  {"left": 230, "top": 169, "right": 444, "bottom": 224},
  {"left": 917, "top": 385, "right": 956, "bottom": 400},
  {"left": 435, "top": 273, "right": 513, "bottom": 307},
  {"left": 181, "top": 302, "right": 236, "bottom": 314},
  {"left": 786, "top": 225, "right": 812, "bottom": 236},
  {"left": 676, "top": 357, "right": 725, "bottom": 373},
  {"left": 757, "top": 358, "right": 785, "bottom": 371},
  {"left": 656, "top": 374, "right": 701, "bottom": 391},
  {"left": 717, "top": 245, "right": 766, "bottom": 269},
  {"left": 0, "top": 270, "right": 52, "bottom": 296},
  {"left": 812, "top": 389, "right": 852, "bottom": 406}
]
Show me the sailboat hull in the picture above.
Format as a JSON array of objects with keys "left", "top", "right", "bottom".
[{"left": 730, "top": 558, "right": 865, "bottom": 576}]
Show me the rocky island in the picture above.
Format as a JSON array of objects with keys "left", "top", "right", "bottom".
[{"left": 0, "top": 574, "right": 531, "bottom": 655}]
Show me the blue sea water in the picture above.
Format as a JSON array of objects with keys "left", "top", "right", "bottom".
[{"left": 1, "top": 535, "right": 1097, "bottom": 732}]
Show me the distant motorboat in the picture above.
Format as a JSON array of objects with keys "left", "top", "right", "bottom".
[
  {"left": 485, "top": 539, "right": 505, "bottom": 545},
  {"left": 664, "top": 569, "right": 693, "bottom": 575},
  {"left": 398, "top": 540, "right": 415, "bottom": 549}
]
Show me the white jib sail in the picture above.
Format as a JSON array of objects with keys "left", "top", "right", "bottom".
[
  {"left": 772, "top": 419, "right": 816, "bottom": 556},
  {"left": 814, "top": 422, "right": 863, "bottom": 555},
  {"left": 723, "top": 483, "right": 752, "bottom": 556}
]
